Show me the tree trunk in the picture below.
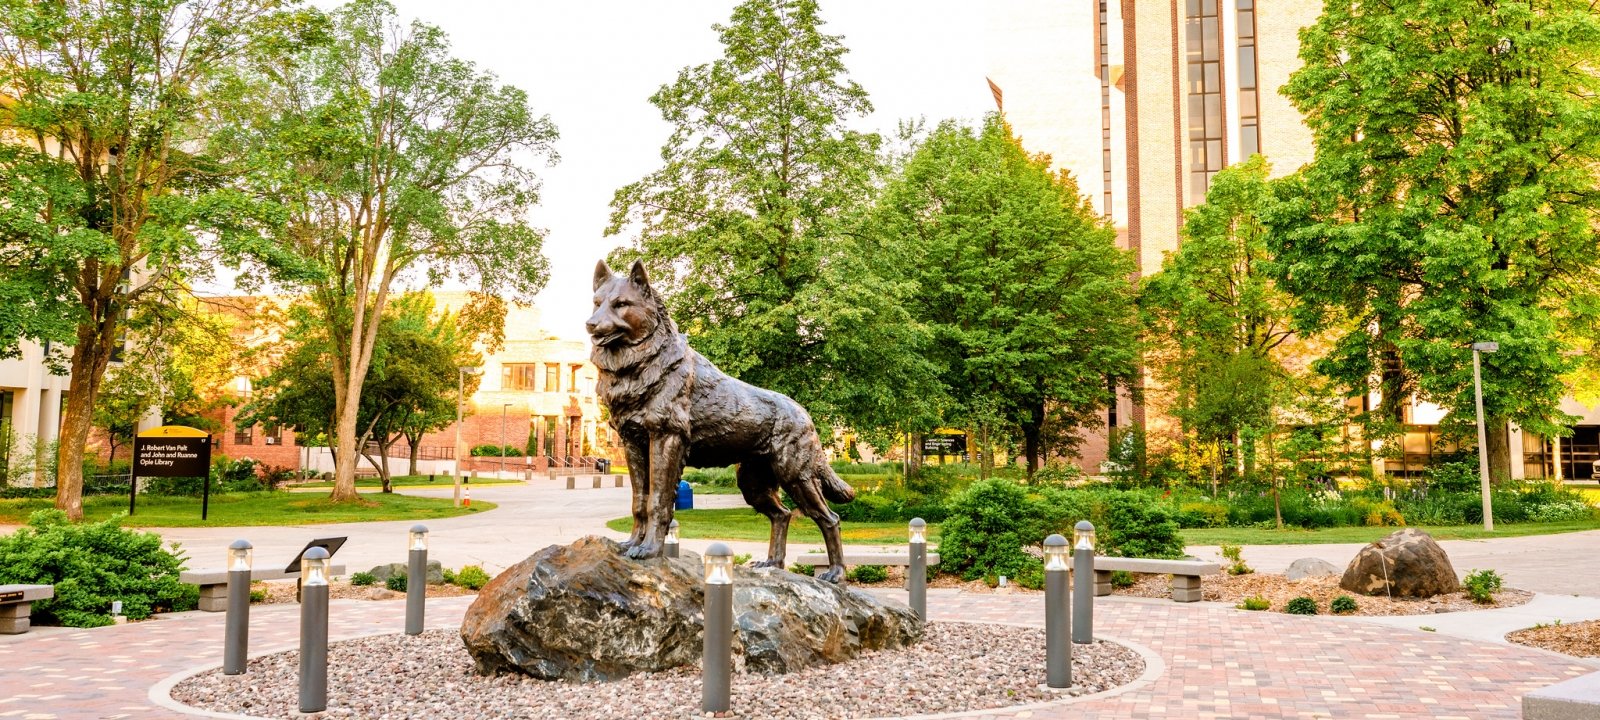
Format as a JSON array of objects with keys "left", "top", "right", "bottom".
[
  {"left": 331, "top": 392, "right": 363, "bottom": 501},
  {"left": 1022, "top": 402, "right": 1044, "bottom": 480},
  {"left": 979, "top": 425, "right": 992, "bottom": 479},
  {"left": 1268, "top": 431, "right": 1282, "bottom": 529},
  {"left": 907, "top": 432, "right": 923, "bottom": 475},
  {"left": 1485, "top": 416, "right": 1511, "bottom": 483},
  {"left": 379, "top": 435, "right": 395, "bottom": 493},
  {"left": 407, "top": 431, "right": 422, "bottom": 476},
  {"left": 56, "top": 318, "right": 114, "bottom": 521}
]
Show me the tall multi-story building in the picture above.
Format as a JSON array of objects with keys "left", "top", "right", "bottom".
[{"left": 986, "top": 0, "right": 1600, "bottom": 479}]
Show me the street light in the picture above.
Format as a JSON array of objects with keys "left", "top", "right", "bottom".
[
  {"left": 907, "top": 518, "right": 927, "bottom": 620},
  {"left": 224, "top": 539, "right": 252, "bottom": 675},
  {"left": 703, "top": 543, "right": 734, "bottom": 714},
  {"left": 455, "top": 366, "right": 482, "bottom": 507},
  {"left": 406, "top": 525, "right": 428, "bottom": 635},
  {"left": 1472, "top": 342, "right": 1499, "bottom": 531},
  {"left": 1043, "top": 534, "right": 1071, "bottom": 689},
  {"left": 1072, "top": 521, "right": 1095, "bottom": 644},
  {"left": 665, "top": 519, "right": 680, "bottom": 559},
  {"left": 299, "top": 546, "right": 331, "bottom": 714}
]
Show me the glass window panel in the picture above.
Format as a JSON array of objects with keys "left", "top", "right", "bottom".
[
  {"left": 1207, "top": 140, "right": 1223, "bottom": 171},
  {"left": 1238, "top": 48, "right": 1257, "bottom": 88},
  {"left": 1187, "top": 0, "right": 1201, "bottom": 15},
  {"left": 1239, "top": 0, "right": 1253, "bottom": 9},
  {"left": 1241, "top": 125, "right": 1259, "bottom": 157},
  {"left": 1205, "top": 94, "right": 1222, "bottom": 137},
  {"left": 1189, "top": 96, "right": 1206, "bottom": 137},
  {"left": 1186, "top": 19, "right": 1203, "bottom": 60},
  {"left": 1204, "top": 62, "right": 1219, "bottom": 91},
  {"left": 1202, "top": 18, "right": 1219, "bottom": 60},
  {"left": 1191, "top": 142, "right": 1208, "bottom": 172},
  {"left": 1238, "top": 10, "right": 1254, "bottom": 37},
  {"left": 1189, "top": 62, "right": 1203, "bottom": 93},
  {"left": 1190, "top": 173, "right": 1209, "bottom": 205},
  {"left": 1203, "top": 0, "right": 1216, "bottom": 14},
  {"left": 1240, "top": 89, "right": 1258, "bottom": 115}
]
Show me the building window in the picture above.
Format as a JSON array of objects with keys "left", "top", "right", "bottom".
[
  {"left": 503, "top": 363, "right": 538, "bottom": 391},
  {"left": 1237, "top": 0, "right": 1261, "bottom": 157},
  {"left": 570, "top": 365, "right": 580, "bottom": 393},
  {"left": 545, "top": 363, "right": 560, "bottom": 392},
  {"left": 263, "top": 423, "right": 283, "bottom": 446},
  {"left": 1098, "top": 0, "right": 1114, "bottom": 219},
  {"left": 235, "top": 424, "right": 254, "bottom": 445},
  {"left": 1186, "top": 0, "right": 1224, "bottom": 205}
]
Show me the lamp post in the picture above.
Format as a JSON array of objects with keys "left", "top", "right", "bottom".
[
  {"left": 224, "top": 539, "right": 252, "bottom": 675},
  {"left": 665, "top": 519, "right": 680, "bottom": 559},
  {"left": 1043, "top": 534, "right": 1071, "bottom": 689},
  {"left": 703, "top": 542, "right": 734, "bottom": 715},
  {"left": 406, "top": 525, "right": 428, "bottom": 635},
  {"left": 454, "top": 366, "right": 481, "bottom": 507},
  {"left": 1472, "top": 342, "right": 1499, "bottom": 531},
  {"left": 298, "top": 546, "right": 331, "bottom": 714},
  {"left": 501, "top": 403, "right": 511, "bottom": 478},
  {"left": 1072, "top": 521, "right": 1095, "bottom": 644},
  {"left": 908, "top": 517, "right": 927, "bottom": 621}
]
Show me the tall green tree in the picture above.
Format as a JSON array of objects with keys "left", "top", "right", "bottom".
[
  {"left": 606, "top": 0, "right": 936, "bottom": 435},
  {"left": 874, "top": 115, "right": 1139, "bottom": 476},
  {"left": 219, "top": 0, "right": 556, "bottom": 500},
  {"left": 1143, "top": 156, "right": 1296, "bottom": 483},
  {"left": 1273, "top": 0, "right": 1600, "bottom": 479},
  {"left": 0, "top": 0, "right": 299, "bottom": 519}
]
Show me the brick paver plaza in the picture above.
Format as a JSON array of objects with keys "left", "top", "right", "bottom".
[{"left": 2, "top": 587, "right": 1593, "bottom": 719}]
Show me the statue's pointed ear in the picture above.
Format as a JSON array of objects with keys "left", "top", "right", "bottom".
[
  {"left": 593, "top": 259, "right": 612, "bottom": 291},
  {"left": 628, "top": 260, "right": 650, "bottom": 289}
]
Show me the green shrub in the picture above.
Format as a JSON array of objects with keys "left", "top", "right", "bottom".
[
  {"left": 1285, "top": 596, "right": 1318, "bottom": 615},
  {"left": 249, "top": 589, "right": 266, "bottom": 603},
  {"left": 846, "top": 565, "right": 889, "bottom": 583},
  {"left": 441, "top": 567, "right": 457, "bottom": 584},
  {"left": 0, "top": 510, "right": 196, "bottom": 627},
  {"left": 350, "top": 571, "right": 377, "bottom": 587},
  {"left": 1176, "top": 501, "right": 1230, "bottom": 528},
  {"left": 1099, "top": 492, "right": 1184, "bottom": 559},
  {"left": 454, "top": 565, "right": 491, "bottom": 591},
  {"left": 1220, "top": 544, "right": 1253, "bottom": 575},
  {"left": 1238, "top": 596, "right": 1270, "bottom": 611},
  {"left": 733, "top": 553, "right": 752, "bottom": 566},
  {"left": 830, "top": 461, "right": 900, "bottom": 476},
  {"left": 788, "top": 563, "right": 815, "bottom": 576},
  {"left": 1015, "top": 562, "right": 1046, "bottom": 590},
  {"left": 1028, "top": 463, "right": 1083, "bottom": 487},
  {"left": 937, "top": 479, "right": 1071, "bottom": 582},
  {"left": 1330, "top": 595, "right": 1358, "bottom": 614},
  {"left": 386, "top": 573, "right": 408, "bottom": 592},
  {"left": 682, "top": 465, "right": 737, "bottom": 487},
  {"left": 470, "top": 444, "right": 522, "bottom": 457},
  {"left": 1109, "top": 570, "right": 1136, "bottom": 588},
  {"left": 1463, "top": 569, "right": 1503, "bottom": 603}
]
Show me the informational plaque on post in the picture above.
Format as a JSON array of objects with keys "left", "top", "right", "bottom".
[{"left": 131, "top": 426, "right": 214, "bottom": 518}]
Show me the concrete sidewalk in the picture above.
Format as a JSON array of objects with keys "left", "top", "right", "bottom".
[{"left": 1347, "top": 593, "right": 1600, "bottom": 653}]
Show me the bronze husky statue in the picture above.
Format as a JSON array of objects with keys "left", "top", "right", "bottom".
[{"left": 587, "top": 259, "right": 857, "bottom": 582}]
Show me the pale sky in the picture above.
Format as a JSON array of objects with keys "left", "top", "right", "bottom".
[{"left": 368, "top": 0, "right": 996, "bottom": 339}]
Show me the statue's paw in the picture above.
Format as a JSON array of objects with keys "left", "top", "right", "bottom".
[
  {"left": 751, "top": 558, "right": 783, "bottom": 569},
  {"left": 816, "top": 565, "right": 846, "bottom": 584},
  {"left": 624, "top": 542, "right": 660, "bottom": 559},
  {"left": 618, "top": 537, "right": 641, "bottom": 551}
]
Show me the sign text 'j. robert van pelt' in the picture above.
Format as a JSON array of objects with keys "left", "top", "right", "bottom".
[{"left": 133, "top": 437, "right": 211, "bottom": 478}]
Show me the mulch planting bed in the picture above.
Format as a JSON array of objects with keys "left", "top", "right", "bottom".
[
  {"left": 1507, "top": 619, "right": 1600, "bottom": 658},
  {"left": 252, "top": 579, "right": 476, "bottom": 604},
  {"left": 1115, "top": 571, "right": 1533, "bottom": 616},
  {"left": 171, "top": 623, "right": 1144, "bottom": 719}
]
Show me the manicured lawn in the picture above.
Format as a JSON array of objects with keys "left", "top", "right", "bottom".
[
  {"left": 606, "top": 507, "right": 933, "bottom": 545},
  {"left": 1181, "top": 517, "right": 1600, "bottom": 546},
  {"left": 0, "top": 492, "right": 495, "bottom": 528},
  {"left": 294, "top": 474, "right": 522, "bottom": 489}
]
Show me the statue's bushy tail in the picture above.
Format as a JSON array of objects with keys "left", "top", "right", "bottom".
[{"left": 820, "top": 465, "right": 855, "bottom": 504}]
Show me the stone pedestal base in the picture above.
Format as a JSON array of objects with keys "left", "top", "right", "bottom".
[
  {"left": 1170, "top": 574, "right": 1202, "bottom": 602},
  {"left": 1092, "top": 570, "right": 1113, "bottom": 597},
  {"left": 198, "top": 583, "right": 230, "bottom": 612},
  {"left": 0, "top": 603, "right": 31, "bottom": 634}
]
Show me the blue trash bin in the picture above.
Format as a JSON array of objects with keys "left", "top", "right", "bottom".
[{"left": 675, "top": 479, "right": 694, "bottom": 510}]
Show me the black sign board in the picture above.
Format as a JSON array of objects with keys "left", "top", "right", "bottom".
[
  {"left": 0, "top": 590, "right": 22, "bottom": 603},
  {"left": 921, "top": 433, "right": 967, "bottom": 456},
  {"left": 133, "top": 436, "right": 212, "bottom": 478},
  {"left": 284, "top": 537, "right": 349, "bottom": 574}
]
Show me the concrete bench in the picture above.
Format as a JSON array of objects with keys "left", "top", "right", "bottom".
[
  {"left": 0, "top": 584, "right": 54, "bottom": 634},
  {"left": 565, "top": 474, "right": 625, "bottom": 489},
  {"left": 1092, "top": 556, "right": 1220, "bottom": 602},
  {"left": 1525, "top": 670, "right": 1600, "bottom": 719},
  {"left": 180, "top": 565, "right": 346, "bottom": 612},
  {"left": 797, "top": 551, "right": 941, "bottom": 572}
]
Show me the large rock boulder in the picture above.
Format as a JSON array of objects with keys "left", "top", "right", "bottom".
[
  {"left": 1339, "top": 528, "right": 1460, "bottom": 598},
  {"left": 1285, "top": 557, "right": 1340, "bottom": 581},
  {"left": 460, "top": 536, "right": 922, "bottom": 682}
]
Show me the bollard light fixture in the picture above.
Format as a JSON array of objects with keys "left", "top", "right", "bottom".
[
  {"left": 229, "top": 539, "right": 254, "bottom": 572},
  {"left": 1043, "top": 534, "right": 1070, "bottom": 571},
  {"left": 1074, "top": 521, "right": 1095, "bottom": 550},
  {"left": 409, "top": 524, "right": 429, "bottom": 551},
  {"left": 666, "top": 519, "right": 680, "bottom": 545},
  {"left": 909, "top": 517, "right": 927, "bottom": 544},
  {"left": 302, "top": 546, "right": 330, "bottom": 587},
  {"left": 705, "top": 542, "right": 734, "bottom": 585}
]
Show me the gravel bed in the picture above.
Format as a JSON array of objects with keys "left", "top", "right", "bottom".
[
  {"left": 252, "top": 579, "right": 475, "bottom": 605},
  {"left": 1507, "top": 619, "right": 1600, "bottom": 658},
  {"left": 172, "top": 623, "right": 1144, "bottom": 719},
  {"left": 1116, "top": 572, "right": 1533, "bottom": 615}
]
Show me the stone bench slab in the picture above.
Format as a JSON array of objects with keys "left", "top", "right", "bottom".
[
  {"left": 0, "top": 584, "right": 54, "bottom": 604},
  {"left": 0, "top": 584, "right": 54, "bottom": 634},
  {"left": 181, "top": 565, "right": 347, "bottom": 612},
  {"left": 1093, "top": 557, "right": 1220, "bottom": 576},
  {"left": 1525, "top": 670, "right": 1600, "bottom": 720}
]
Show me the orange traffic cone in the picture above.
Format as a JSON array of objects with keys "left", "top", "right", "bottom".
[{"left": 464, "top": 486, "right": 471, "bottom": 507}]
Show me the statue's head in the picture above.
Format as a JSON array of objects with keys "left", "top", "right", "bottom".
[{"left": 588, "top": 259, "right": 664, "bottom": 348}]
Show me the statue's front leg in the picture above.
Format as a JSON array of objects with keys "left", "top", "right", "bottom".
[
  {"left": 620, "top": 441, "right": 649, "bottom": 550},
  {"left": 625, "top": 432, "right": 686, "bottom": 559}
]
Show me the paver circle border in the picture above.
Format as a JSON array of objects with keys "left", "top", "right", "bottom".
[{"left": 149, "top": 621, "right": 1166, "bottom": 720}]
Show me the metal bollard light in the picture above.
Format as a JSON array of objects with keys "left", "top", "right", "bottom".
[
  {"left": 224, "top": 539, "right": 253, "bottom": 675},
  {"left": 702, "top": 542, "right": 734, "bottom": 714},
  {"left": 665, "top": 519, "right": 680, "bottom": 559},
  {"left": 1043, "top": 534, "right": 1072, "bottom": 689},
  {"left": 908, "top": 517, "right": 927, "bottom": 621},
  {"left": 1073, "top": 521, "right": 1096, "bottom": 644},
  {"left": 406, "top": 525, "right": 428, "bottom": 635},
  {"left": 298, "top": 546, "right": 331, "bottom": 713}
]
